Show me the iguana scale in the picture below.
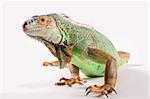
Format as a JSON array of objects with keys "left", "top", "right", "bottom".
[{"left": 23, "top": 13, "right": 130, "bottom": 97}]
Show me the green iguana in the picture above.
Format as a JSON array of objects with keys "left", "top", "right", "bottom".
[{"left": 22, "top": 13, "right": 130, "bottom": 97}]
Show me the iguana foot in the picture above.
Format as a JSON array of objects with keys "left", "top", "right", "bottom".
[
  {"left": 86, "top": 84, "right": 117, "bottom": 97},
  {"left": 55, "top": 77, "right": 86, "bottom": 87},
  {"left": 43, "top": 61, "right": 51, "bottom": 66},
  {"left": 43, "top": 61, "right": 59, "bottom": 67}
]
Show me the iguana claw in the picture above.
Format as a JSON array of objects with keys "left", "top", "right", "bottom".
[
  {"left": 86, "top": 90, "right": 91, "bottom": 96},
  {"left": 55, "top": 77, "right": 86, "bottom": 87},
  {"left": 85, "top": 86, "right": 91, "bottom": 92},
  {"left": 85, "top": 84, "right": 117, "bottom": 97}
]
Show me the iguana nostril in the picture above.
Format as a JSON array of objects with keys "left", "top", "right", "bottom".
[{"left": 23, "top": 22, "right": 28, "bottom": 28}]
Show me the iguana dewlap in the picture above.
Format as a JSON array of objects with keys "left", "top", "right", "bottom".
[{"left": 23, "top": 13, "right": 130, "bottom": 97}]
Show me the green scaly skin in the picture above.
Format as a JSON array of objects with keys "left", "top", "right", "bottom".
[
  {"left": 23, "top": 13, "right": 130, "bottom": 97},
  {"left": 50, "top": 14, "right": 124, "bottom": 77}
]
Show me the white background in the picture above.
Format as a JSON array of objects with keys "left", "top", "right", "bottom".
[{"left": 0, "top": 1, "right": 149, "bottom": 99}]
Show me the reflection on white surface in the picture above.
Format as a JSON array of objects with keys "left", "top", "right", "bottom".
[{"left": 0, "top": 65, "right": 148, "bottom": 99}]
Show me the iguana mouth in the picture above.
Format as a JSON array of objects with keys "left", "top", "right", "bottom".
[{"left": 23, "top": 28, "right": 42, "bottom": 34}]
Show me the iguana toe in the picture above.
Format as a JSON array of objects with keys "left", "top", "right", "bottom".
[
  {"left": 86, "top": 84, "right": 117, "bottom": 97},
  {"left": 55, "top": 77, "right": 86, "bottom": 87},
  {"left": 43, "top": 61, "right": 51, "bottom": 66}
]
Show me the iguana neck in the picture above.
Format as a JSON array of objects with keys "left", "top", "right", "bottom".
[
  {"left": 50, "top": 14, "right": 69, "bottom": 45},
  {"left": 50, "top": 14, "right": 95, "bottom": 44}
]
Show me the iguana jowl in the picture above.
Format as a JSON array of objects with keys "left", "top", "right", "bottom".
[{"left": 23, "top": 13, "right": 130, "bottom": 97}]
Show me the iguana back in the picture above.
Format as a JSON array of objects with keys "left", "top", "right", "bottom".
[{"left": 51, "top": 14, "right": 125, "bottom": 76}]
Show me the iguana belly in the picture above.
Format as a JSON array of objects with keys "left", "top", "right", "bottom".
[{"left": 72, "top": 55, "right": 105, "bottom": 77}]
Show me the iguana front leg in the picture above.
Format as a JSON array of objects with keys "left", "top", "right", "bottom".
[
  {"left": 86, "top": 48, "right": 117, "bottom": 97},
  {"left": 43, "top": 41, "right": 71, "bottom": 67},
  {"left": 43, "top": 41, "right": 74, "bottom": 68},
  {"left": 42, "top": 42, "right": 58, "bottom": 67},
  {"left": 55, "top": 64, "right": 86, "bottom": 87},
  {"left": 44, "top": 41, "right": 86, "bottom": 86}
]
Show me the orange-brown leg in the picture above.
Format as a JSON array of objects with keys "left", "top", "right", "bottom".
[
  {"left": 86, "top": 59, "right": 117, "bottom": 97},
  {"left": 55, "top": 64, "right": 86, "bottom": 87}
]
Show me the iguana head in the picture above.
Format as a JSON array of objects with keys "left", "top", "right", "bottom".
[{"left": 23, "top": 15, "right": 62, "bottom": 44}]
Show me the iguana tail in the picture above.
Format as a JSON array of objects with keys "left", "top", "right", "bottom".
[{"left": 118, "top": 51, "right": 130, "bottom": 65}]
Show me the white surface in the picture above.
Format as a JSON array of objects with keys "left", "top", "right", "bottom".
[
  {"left": 0, "top": 65, "right": 149, "bottom": 99},
  {"left": 0, "top": 1, "right": 148, "bottom": 99}
]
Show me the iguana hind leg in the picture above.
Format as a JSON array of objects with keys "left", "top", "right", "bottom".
[
  {"left": 55, "top": 64, "right": 86, "bottom": 87},
  {"left": 86, "top": 48, "right": 117, "bottom": 97}
]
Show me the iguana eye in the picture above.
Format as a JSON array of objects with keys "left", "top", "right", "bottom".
[
  {"left": 41, "top": 18, "right": 45, "bottom": 22},
  {"left": 37, "top": 16, "right": 55, "bottom": 28},
  {"left": 39, "top": 17, "right": 46, "bottom": 23},
  {"left": 37, "top": 16, "right": 49, "bottom": 26}
]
